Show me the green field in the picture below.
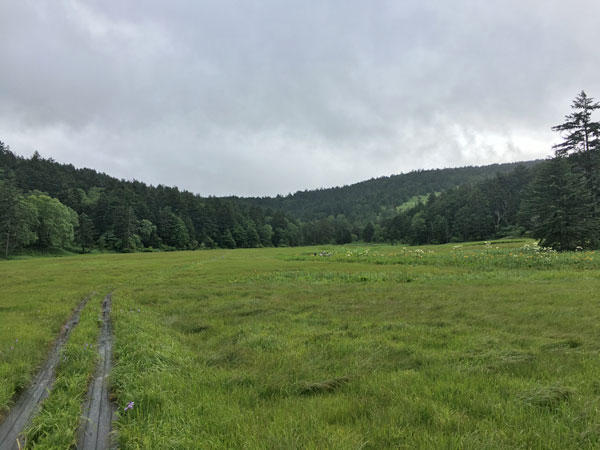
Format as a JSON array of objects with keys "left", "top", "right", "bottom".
[{"left": 2, "top": 240, "right": 600, "bottom": 449}]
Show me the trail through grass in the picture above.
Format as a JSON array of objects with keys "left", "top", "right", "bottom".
[{"left": 23, "top": 293, "right": 103, "bottom": 449}]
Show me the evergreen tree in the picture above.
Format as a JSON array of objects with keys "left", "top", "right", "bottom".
[
  {"left": 521, "top": 158, "right": 598, "bottom": 250},
  {"left": 76, "top": 212, "right": 95, "bottom": 252},
  {"left": 0, "top": 174, "right": 38, "bottom": 257},
  {"left": 171, "top": 215, "right": 191, "bottom": 249},
  {"left": 219, "top": 229, "right": 236, "bottom": 249},
  {"left": 552, "top": 91, "right": 600, "bottom": 157},
  {"left": 362, "top": 222, "right": 375, "bottom": 242},
  {"left": 409, "top": 212, "right": 428, "bottom": 245},
  {"left": 285, "top": 222, "right": 302, "bottom": 246},
  {"left": 552, "top": 91, "right": 600, "bottom": 192},
  {"left": 158, "top": 207, "right": 190, "bottom": 249},
  {"left": 431, "top": 215, "right": 449, "bottom": 244},
  {"left": 113, "top": 205, "right": 138, "bottom": 251},
  {"left": 333, "top": 215, "right": 352, "bottom": 244},
  {"left": 232, "top": 224, "right": 247, "bottom": 248},
  {"left": 245, "top": 222, "right": 261, "bottom": 247}
]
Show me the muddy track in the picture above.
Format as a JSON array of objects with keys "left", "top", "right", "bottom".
[
  {"left": 0, "top": 295, "right": 92, "bottom": 450},
  {"left": 77, "top": 293, "right": 116, "bottom": 450}
]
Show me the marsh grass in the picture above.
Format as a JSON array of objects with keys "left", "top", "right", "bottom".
[
  {"left": 2, "top": 240, "right": 600, "bottom": 448},
  {"left": 0, "top": 273, "right": 95, "bottom": 418},
  {"left": 283, "top": 239, "right": 599, "bottom": 271}
]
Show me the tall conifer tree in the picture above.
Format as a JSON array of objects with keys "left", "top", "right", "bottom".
[{"left": 521, "top": 158, "right": 598, "bottom": 250}]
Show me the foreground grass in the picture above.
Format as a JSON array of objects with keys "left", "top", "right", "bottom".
[
  {"left": 2, "top": 240, "right": 600, "bottom": 448},
  {"left": 0, "top": 269, "right": 95, "bottom": 419}
]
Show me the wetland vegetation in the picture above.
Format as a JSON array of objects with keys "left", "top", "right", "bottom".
[{"left": 1, "top": 240, "right": 600, "bottom": 448}]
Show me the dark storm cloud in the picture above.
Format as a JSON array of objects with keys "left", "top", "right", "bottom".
[{"left": 1, "top": 0, "right": 599, "bottom": 196}]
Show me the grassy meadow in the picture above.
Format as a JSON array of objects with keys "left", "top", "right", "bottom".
[{"left": 1, "top": 240, "right": 600, "bottom": 448}]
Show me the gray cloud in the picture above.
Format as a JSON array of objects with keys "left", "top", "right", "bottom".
[{"left": 1, "top": 0, "right": 599, "bottom": 196}]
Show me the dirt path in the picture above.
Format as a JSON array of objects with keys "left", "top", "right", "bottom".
[
  {"left": 0, "top": 295, "right": 92, "bottom": 450},
  {"left": 77, "top": 293, "right": 116, "bottom": 450}
]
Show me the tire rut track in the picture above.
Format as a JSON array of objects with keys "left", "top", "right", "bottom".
[
  {"left": 77, "top": 293, "right": 116, "bottom": 450},
  {"left": 0, "top": 295, "right": 92, "bottom": 450}
]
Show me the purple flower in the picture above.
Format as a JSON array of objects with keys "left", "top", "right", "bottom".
[{"left": 124, "top": 401, "right": 134, "bottom": 411}]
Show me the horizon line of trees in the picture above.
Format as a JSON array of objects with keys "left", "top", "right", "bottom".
[
  {"left": 1, "top": 142, "right": 520, "bottom": 256},
  {"left": 1, "top": 91, "right": 598, "bottom": 256},
  {"left": 0, "top": 145, "right": 367, "bottom": 255}
]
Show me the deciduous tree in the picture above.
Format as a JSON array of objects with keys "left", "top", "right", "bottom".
[{"left": 25, "top": 192, "right": 78, "bottom": 249}]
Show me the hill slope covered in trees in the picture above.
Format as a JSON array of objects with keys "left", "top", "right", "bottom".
[
  {"left": 0, "top": 144, "right": 536, "bottom": 255},
  {"left": 234, "top": 161, "right": 539, "bottom": 224}
]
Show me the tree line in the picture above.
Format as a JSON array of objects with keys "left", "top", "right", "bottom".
[
  {"left": 1, "top": 91, "right": 598, "bottom": 255},
  {"left": 0, "top": 146, "right": 368, "bottom": 255},
  {"left": 0, "top": 147, "right": 289, "bottom": 255},
  {"left": 236, "top": 161, "right": 537, "bottom": 226},
  {"left": 0, "top": 146, "right": 518, "bottom": 256}
]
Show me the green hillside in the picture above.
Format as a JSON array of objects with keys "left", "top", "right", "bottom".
[
  {"left": 0, "top": 141, "right": 542, "bottom": 253},
  {"left": 235, "top": 161, "right": 540, "bottom": 224}
]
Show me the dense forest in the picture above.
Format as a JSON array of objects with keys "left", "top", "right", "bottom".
[
  {"left": 0, "top": 145, "right": 516, "bottom": 255},
  {"left": 1, "top": 91, "right": 599, "bottom": 256},
  {"left": 234, "top": 161, "right": 537, "bottom": 225}
]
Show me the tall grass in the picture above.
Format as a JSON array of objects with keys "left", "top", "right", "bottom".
[{"left": 1, "top": 240, "right": 600, "bottom": 448}]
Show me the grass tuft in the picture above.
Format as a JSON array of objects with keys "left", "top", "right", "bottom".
[
  {"left": 297, "top": 376, "right": 352, "bottom": 395},
  {"left": 520, "top": 384, "right": 576, "bottom": 409}
]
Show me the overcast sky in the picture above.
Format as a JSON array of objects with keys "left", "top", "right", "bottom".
[{"left": 1, "top": 1, "right": 599, "bottom": 196}]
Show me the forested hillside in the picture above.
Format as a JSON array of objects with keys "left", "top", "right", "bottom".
[
  {"left": 0, "top": 143, "right": 535, "bottom": 255},
  {"left": 235, "top": 162, "right": 538, "bottom": 224},
  {"left": 1, "top": 92, "right": 599, "bottom": 255},
  {"left": 0, "top": 146, "right": 278, "bottom": 253}
]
